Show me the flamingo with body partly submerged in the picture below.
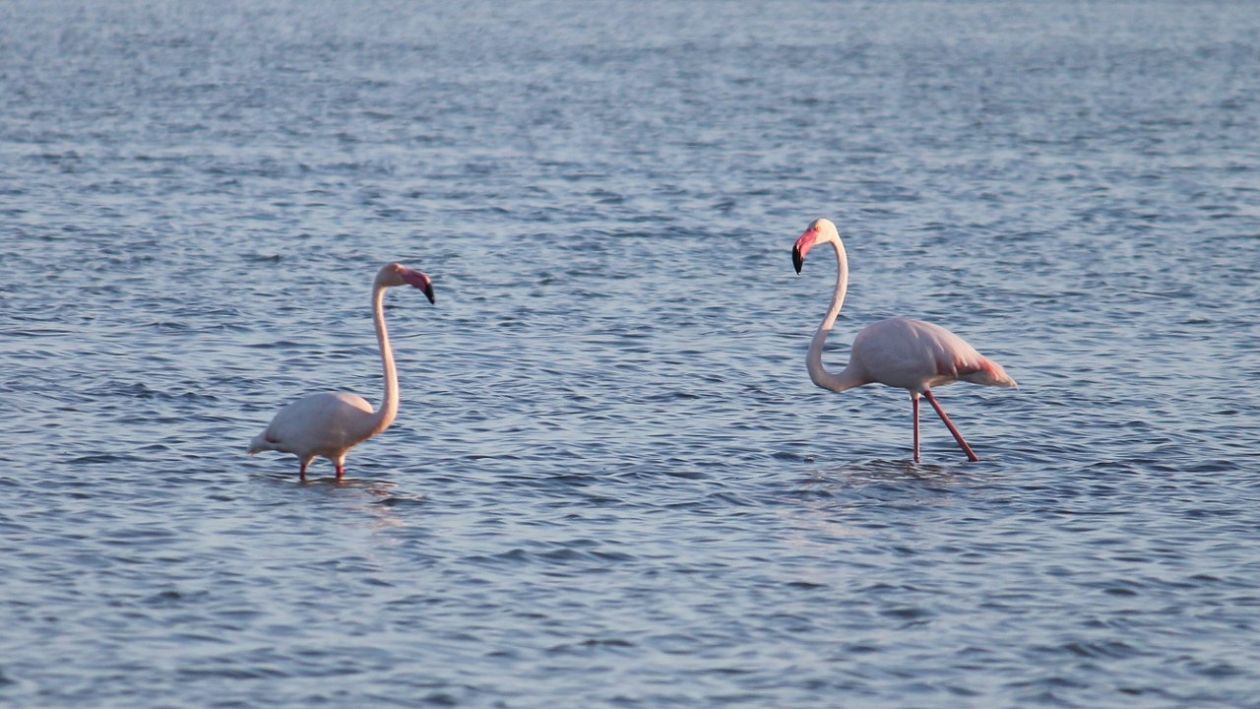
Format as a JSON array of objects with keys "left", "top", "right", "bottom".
[
  {"left": 248, "top": 262, "right": 435, "bottom": 481},
  {"left": 792, "top": 219, "right": 1016, "bottom": 462}
]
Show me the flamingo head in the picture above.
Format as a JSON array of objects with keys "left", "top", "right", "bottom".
[
  {"left": 377, "top": 262, "right": 435, "bottom": 303},
  {"left": 793, "top": 218, "right": 839, "bottom": 274}
]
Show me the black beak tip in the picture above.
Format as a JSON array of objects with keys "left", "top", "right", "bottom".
[
  {"left": 424, "top": 286, "right": 436, "bottom": 304},
  {"left": 792, "top": 247, "right": 803, "bottom": 274}
]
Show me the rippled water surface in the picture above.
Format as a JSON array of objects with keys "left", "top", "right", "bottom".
[{"left": 4, "top": 1, "right": 1260, "bottom": 706}]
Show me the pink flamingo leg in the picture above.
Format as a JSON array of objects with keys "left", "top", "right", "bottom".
[
  {"left": 912, "top": 394, "right": 921, "bottom": 463},
  {"left": 922, "top": 390, "right": 980, "bottom": 462},
  {"left": 299, "top": 461, "right": 309, "bottom": 482},
  {"left": 336, "top": 464, "right": 346, "bottom": 482}
]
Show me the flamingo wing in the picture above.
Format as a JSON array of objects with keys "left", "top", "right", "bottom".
[
  {"left": 852, "top": 318, "right": 1014, "bottom": 391},
  {"left": 253, "top": 392, "right": 375, "bottom": 458}
]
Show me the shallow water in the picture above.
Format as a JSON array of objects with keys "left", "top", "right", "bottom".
[{"left": 3, "top": 1, "right": 1260, "bottom": 706}]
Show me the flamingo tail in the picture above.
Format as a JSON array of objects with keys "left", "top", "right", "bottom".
[
  {"left": 960, "top": 358, "right": 1018, "bottom": 389},
  {"left": 247, "top": 432, "right": 273, "bottom": 455}
]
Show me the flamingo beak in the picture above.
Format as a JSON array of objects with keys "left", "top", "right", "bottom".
[
  {"left": 401, "top": 269, "right": 436, "bottom": 304},
  {"left": 793, "top": 229, "right": 817, "bottom": 274}
]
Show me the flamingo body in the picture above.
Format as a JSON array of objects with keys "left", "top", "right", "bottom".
[
  {"left": 248, "top": 392, "right": 376, "bottom": 473},
  {"left": 846, "top": 317, "right": 1014, "bottom": 393},
  {"left": 793, "top": 219, "right": 1016, "bottom": 462},
  {"left": 248, "top": 262, "right": 435, "bottom": 481}
]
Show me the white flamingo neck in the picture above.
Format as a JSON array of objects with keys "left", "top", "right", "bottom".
[
  {"left": 807, "top": 237, "right": 862, "bottom": 393},
  {"left": 820, "top": 237, "right": 848, "bottom": 331},
  {"left": 369, "top": 284, "right": 400, "bottom": 436}
]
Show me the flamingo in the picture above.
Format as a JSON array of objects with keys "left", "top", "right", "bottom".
[
  {"left": 248, "top": 262, "right": 435, "bottom": 482},
  {"left": 792, "top": 218, "right": 1016, "bottom": 462}
]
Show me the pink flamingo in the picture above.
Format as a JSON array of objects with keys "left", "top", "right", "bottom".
[
  {"left": 248, "top": 262, "right": 435, "bottom": 481},
  {"left": 792, "top": 219, "right": 1016, "bottom": 462}
]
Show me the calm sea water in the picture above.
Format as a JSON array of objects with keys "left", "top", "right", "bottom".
[{"left": 3, "top": 1, "right": 1260, "bottom": 706}]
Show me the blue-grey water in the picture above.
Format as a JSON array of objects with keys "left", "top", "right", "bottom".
[{"left": 3, "top": 1, "right": 1260, "bottom": 706}]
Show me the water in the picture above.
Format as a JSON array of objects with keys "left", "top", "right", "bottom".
[{"left": 3, "top": 0, "right": 1260, "bottom": 705}]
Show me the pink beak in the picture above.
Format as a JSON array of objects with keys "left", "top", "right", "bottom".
[
  {"left": 401, "top": 268, "right": 435, "bottom": 304},
  {"left": 793, "top": 228, "right": 818, "bottom": 274}
]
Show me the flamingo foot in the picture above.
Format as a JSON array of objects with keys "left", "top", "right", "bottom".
[{"left": 923, "top": 390, "right": 980, "bottom": 462}]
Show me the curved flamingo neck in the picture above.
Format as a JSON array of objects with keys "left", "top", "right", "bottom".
[
  {"left": 367, "top": 283, "right": 400, "bottom": 437},
  {"left": 820, "top": 237, "right": 849, "bottom": 332},
  {"left": 807, "top": 237, "right": 863, "bottom": 393}
]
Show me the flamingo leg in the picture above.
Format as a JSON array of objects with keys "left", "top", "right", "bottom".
[
  {"left": 335, "top": 464, "right": 346, "bottom": 482},
  {"left": 912, "top": 393, "right": 921, "bottom": 464},
  {"left": 299, "top": 460, "right": 309, "bottom": 482},
  {"left": 922, "top": 390, "right": 980, "bottom": 462}
]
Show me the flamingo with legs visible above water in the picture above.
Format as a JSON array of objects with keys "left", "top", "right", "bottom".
[
  {"left": 792, "top": 218, "right": 1017, "bottom": 462},
  {"left": 248, "top": 262, "right": 435, "bottom": 482}
]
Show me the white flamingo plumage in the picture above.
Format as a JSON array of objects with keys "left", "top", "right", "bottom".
[
  {"left": 792, "top": 218, "right": 1017, "bottom": 462},
  {"left": 248, "top": 262, "right": 435, "bottom": 481}
]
